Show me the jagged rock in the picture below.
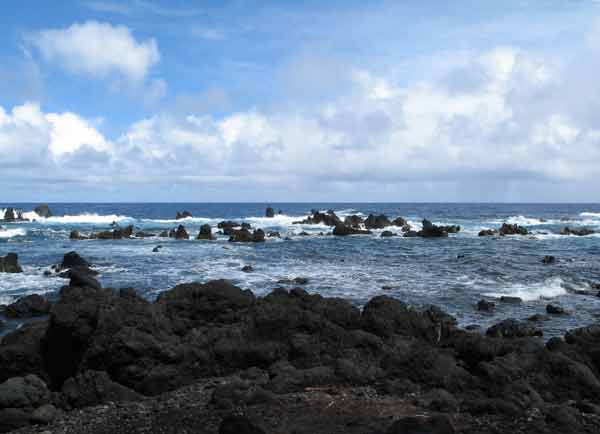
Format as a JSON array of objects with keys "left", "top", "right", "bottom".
[
  {"left": 364, "top": 214, "right": 391, "bottom": 229},
  {"left": 333, "top": 224, "right": 371, "bottom": 236},
  {"left": 392, "top": 217, "right": 407, "bottom": 227},
  {"left": 196, "top": 224, "right": 214, "bottom": 240},
  {"left": 560, "top": 227, "right": 595, "bottom": 236},
  {"left": 170, "top": 225, "right": 189, "bottom": 240},
  {"left": 33, "top": 204, "right": 52, "bottom": 218},
  {"left": 499, "top": 223, "right": 528, "bottom": 236},
  {"left": 229, "top": 228, "right": 265, "bottom": 243},
  {"left": 547, "top": 304, "right": 566, "bottom": 315},
  {"left": 265, "top": 207, "right": 275, "bottom": 218},
  {"left": 293, "top": 210, "right": 341, "bottom": 226},
  {"left": 486, "top": 319, "right": 543, "bottom": 338},
  {"left": 62, "top": 370, "right": 142, "bottom": 408},
  {"left": 477, "top": 299, "right": 495, "bottom": 312},
  {"left": 0, "top": 253, "right": 22, "bottom": 273},
  {"left": 176, "top": 211, "right": 192, "bottom": 220},
  {"left": 5, "top": 295, "right": 51, "bottom": 318},
  {"left": 418, "top": 219, "right": 448, "bottom": 238},
  {"left": 69, "top": 230, "right": 87, "bottom": 240},
  {"left": 343, "top": 215, "right": 364, "bottom": 227}
]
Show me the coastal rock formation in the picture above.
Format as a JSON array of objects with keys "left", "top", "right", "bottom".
[
  {"left": 478, "top": 229, "right": 497, "bottom": 236},
  {"left": 364, "top": 214, "right": 391, "bottom": 229},
  {"left": 293, "top": 210, "right": 341, "bottom": 226},
  {"left": 0, "top": 374, "right": 53, "bottom": 432},
  {"left": 229, "top": 228, "right": 265, "bottom": 243},
  {"left": 499, "top": 223, "right": 528, "bottom": 236},
  {"left": 176, "top": 211, "right": 193, "bottom": 220},
  {"left": 2, "top": 276, "right": 600, "bottom": 433},
  {"left": 33, "top": 204, "right": 52, "bottom": 218},
  {"left": 403, "top": 219, "right": 451, "bottom": 238},
  {"left": 4, "top": 295, "right": 51, "bottom": 319},
  {"left": 380, "top": 231, "right": 395, "bottom": 237},
  {"left": 196, "top": 224, "right": 214, "bottom": 240},
  {"left": 170, "top": 225, "right": 189, "bottom": 240},
  {"left": 391, "top": 217, "right": 407, "bottom": 227},
  {"left": 560, "top": 227, "right": 595, "bottom": 236},
  {"left": 265, "top": 207, "right": 275, "bottom": 218},
  {"left": 343, "top": 215, "right": 364, "bottom": 227},
  {"left": 69, "top": 230, "right": 87, "bottom": 240},
  {"left": 0, "top": 208, "right": 25, "bottom": 222},
  {"left": 332, "top": 224, "right": 371, "bottom": 236},
  {"left": 0, "top": 253, "right": 22, "bottom": 273},
  {"left": 91, "top": 225, "right": 134, "bottom": 240}
]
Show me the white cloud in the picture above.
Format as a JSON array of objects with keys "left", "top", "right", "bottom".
[{"left": 29, "top": 21, "right": 160, "bottom": 83}]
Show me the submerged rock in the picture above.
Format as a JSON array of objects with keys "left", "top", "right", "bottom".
[
  {"left": 0, "top": 253, "right": 22, "bottom": 273},
  {"left": 381, "top": 231, "right": 396, "bottom": 237},
  {"left": 542, "top": 255, "right": 556, "bottom": 264},
  {"left": 547, "top": 304, "right": 566, "bottom": 315},
  {"left": 560, "top": 227, "right": 595, "bottom": 236},
  {"left": 477, "top": 299, "right": 495, "bottom": 312}
]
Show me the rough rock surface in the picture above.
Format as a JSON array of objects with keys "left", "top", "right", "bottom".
[
  {"left": 2, "top": 275, "right": 600, "bottom": 433},
  {"left": 0, "top": 253, "right": 22, "bottom": 273}
]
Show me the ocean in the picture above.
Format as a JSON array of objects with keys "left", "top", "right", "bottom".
[{"left": 1, "top": 202, "right": 600, "bottom": 338}]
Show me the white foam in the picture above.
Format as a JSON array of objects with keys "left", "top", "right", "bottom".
[
  {"left": 148, "top": 217, "right": 212, "bottom": 224},
  {"left": 483, "top": 277, "right": 568, "bottom": 301},
  {"left": 0, "top": 228, "right": 26, "bottom": 238},
  {"left": 580, "top": 212, "right": 600, "bottom": 218}
]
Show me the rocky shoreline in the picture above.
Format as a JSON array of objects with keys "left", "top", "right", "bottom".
[{"left": 1, "top": 253, "right": 600, "bottom": 433}]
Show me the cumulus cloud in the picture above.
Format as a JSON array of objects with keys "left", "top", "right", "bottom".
[
  {"left": 3, "top": 40, "right": 600, "bottom": 200},
  {"left": 28, "top": 21, "right": 160, "bottom": 83}
]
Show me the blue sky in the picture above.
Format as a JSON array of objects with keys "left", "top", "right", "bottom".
[{"left": 1, "top": 0, "right": 600, "bottom": 201}]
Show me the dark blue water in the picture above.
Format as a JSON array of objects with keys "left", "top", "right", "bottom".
[{"left": 2, "top": 203, "right": 600, "bottom": 337}]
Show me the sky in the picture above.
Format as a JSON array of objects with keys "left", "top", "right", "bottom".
[{"left": 1, "top": 0, "right": 600, "bottom": 202}]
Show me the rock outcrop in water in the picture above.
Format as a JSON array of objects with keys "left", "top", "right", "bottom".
[
  {"left": 560, "top": 226, "right": 595, "bottom": 236},
  {"left": 170, "top": 225, "right": 189, "bottom": 240},
  {"left": 0, "top": 253, "right": 22, "bottom": 273},
  {"left": 33, "top": 205, "right": 52, "bottom": 219},
  {"left": 499, "top": 223, "right": 528, "bottom": 236},
  {"left": 293, "top": 210, "right": 341, "bottom": 226},
  {"left": 364, "top": 214, "right": 392, "bottom": 229},
  {"left": 196, "top": 224, "right": 214, "bottom": 240},
  {"left": 0, "top": 208, "right": 25, "bottom": 223},
  {"left": 265, "top": 207, "right": 275, "bottom": 218},
  {"left": 332, "top": 224, "right": 371, "bottom": 236},
  {"left": 229, "top": 228, "right": 265, "bottom": 242},
  {"left": 4, "top": 295, "right": 51, "bottom": 319},
  {"left": 176, "top": 211, "right": 193, "bottom": 220},
  {"left": 2, "top": 273, "right": 600, "bottom": 433},
  {"left": 403, "top": 219, "right": 451, "bottom": 238}
]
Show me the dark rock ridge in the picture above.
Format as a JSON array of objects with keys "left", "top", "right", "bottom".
[
  {"left": 560, "top": 226, "right": 595, "bottom": 236},
  {"left": 0, "top": 253, "right": 22, "bottom": 273},
  {"left": 364, "top": 214, "right": 391, "bottom": 229},
  {"left": 196, "top": 224, "right": 214, "bottom": 240},
  {"left": 0, "top": 208, "right": 25, "bottom": 222},
  {"left": 404, "top": 220, "right": 456, "bottom": 238},
  {"left": 344, "top": 215, "right": 363, "bottom": 227},
  {"left": 229, "top": 228, "right": 265, "bottom": 243},
  {"left": 2, "top": 277, "right": 600, "bottom": 433},
  {"left": 33, "top": 205, "right": 52, "bottom": 219},
  {"left": 176, "top": 211, "right": 193, "bottom": 220},
  {"left": 293, "top": 210, "right": 341, "bottom": 226},
  {"left": 499, "top": 223, "right": 528, "bottom": 236},
  {"left": 478, "top": 229, "right": 497, "bottom": 237},
  {"left": 332, "top": 224, "right": 371, "bottom": 236}
]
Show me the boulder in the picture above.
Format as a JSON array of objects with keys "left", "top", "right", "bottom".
[
  {"left": 332, "top": 224, "right": 371, "bottom": 236},
  {"left": 5, "top": 295, "right": 51, "bottom": 318},
  {"left": 176, "top": 211, "right": 192, "bottom": 220},
  {"left": 62, "top": 370, "right": 142, "bottom": 408},
  {"left": 61, "top": 251, "right": 90, "bottom": 269},
  {"left": 364, "top": 214, "right": 391, "bottom": 229},
  {"left": 477, "top": 299, "right": 495, "bottom": 312},
  {"left": 265, "top": 207, "right": 275, "bottom": 218},
  {"left": 293, "top": 210, "right": 341, "bottom": 226},
  {"left": 343, "top": 215, "right": 363, "bottom": 227},
  {"left": 486, "top": 319, "right": 543, "bottom": 338},
  {"left": 499, "top": 223, "right": 528, "bottom": 236},
  {"left": 542, "top": 255, "right": 556, "bottom": 264},
  {"left": 229, "top": 228, "right": 265, "bottom": 243},
  {"left": 170, "top": 225, "right": 189, "bottom": 240},
  {"left": 391, "top": 217, "right": 407, "bottom": 227},
  {"left": 547, "top": 304, "right": 566, "bottom": 315},
  {"left": 69, "top": 269, "right": 101, "bottom": 290},
  {"left": 380, "top": 231, "right": 395, "bottom": 237},
  {"left": 478, "top": 229, "right": 497, "bottom": 236},
  {"left": 242, "top": 265, "right": 254, "bottom": 273},
  {"left": 0, "top": 374, "right": 51, "bottom": 432},
  {"left": 69, "top": 230, "right": 87, "bottom": 240},
  {"left": 196, "top": 224, "right": 214, "bottom": 240},
  {"left": 0, "top": 253, "right": 22, "bottom": 273},
  {"left": 419, "top": 219, "right": 448, "bottom": 238},
  {"left": 33, "top": 204, "right": 52, "bottom": 218}
]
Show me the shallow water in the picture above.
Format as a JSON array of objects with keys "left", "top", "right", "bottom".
[{"left": 1, "top": 203, "right": 600, "bottom": 337}]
